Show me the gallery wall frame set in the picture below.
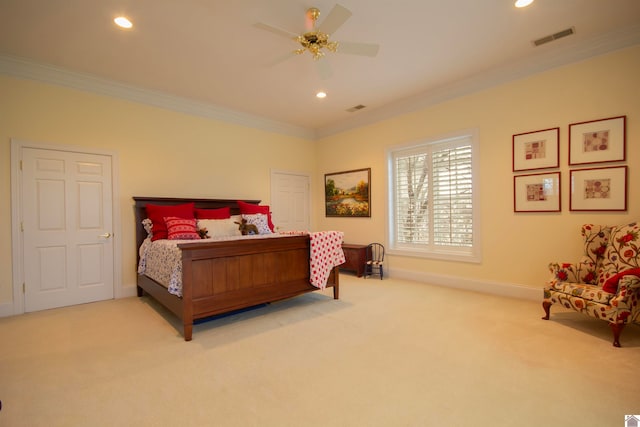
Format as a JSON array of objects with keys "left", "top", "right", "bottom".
[
  {"left": 512, "top": 115, "right": 627, "bottom": 212},
  {"left": 569, "top": 165, "right": 627, "bottom": 211},
  {"left": 512, "top": 127, "right": 559, "bottom": 172},
  {"left": 514, "top": 172, "right": 561, "bottom": 212},
  {"left": 569, "top": 116, "right": 626, "bottom": 165}
]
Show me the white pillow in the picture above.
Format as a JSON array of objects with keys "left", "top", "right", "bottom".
[
  {"left": 197, "top": 218, "right": 241, "bottom": 238},
  {"left": 242, "top": 213, "right": 272, "bottom": 235}
]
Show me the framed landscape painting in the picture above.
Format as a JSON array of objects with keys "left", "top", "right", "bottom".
[{"left": 325, "top": 168, "right": 371, "bottom": 217}]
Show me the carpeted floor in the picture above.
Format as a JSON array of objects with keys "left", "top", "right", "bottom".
[{"left": 1, "top": 274, "right": 638, "bottom": 426}]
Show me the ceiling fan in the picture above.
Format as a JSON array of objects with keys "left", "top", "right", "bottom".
[{"left": 254, "top": 4, "right": 379, "bottom": 74}]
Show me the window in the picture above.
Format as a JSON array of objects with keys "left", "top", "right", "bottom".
[{"left": 387, "top": 130, "right": 480, "bottom": 262}]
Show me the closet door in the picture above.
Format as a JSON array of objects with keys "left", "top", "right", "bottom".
[
  {"left": 271, "top": 171, "right": 310, "bottom": 232},
  {"left": 21, "top": 147, "right": 114, "bottom": 312}
]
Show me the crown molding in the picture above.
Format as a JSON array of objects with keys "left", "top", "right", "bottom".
[
  {"left": 2, "top": 22, "right": 638, "bottom": 142},
  {"left": 0, "top": 54, "right": 317, "bottom": 141},
  {"left": 316, "top": 23, "right": 640, "bottom": 139}
]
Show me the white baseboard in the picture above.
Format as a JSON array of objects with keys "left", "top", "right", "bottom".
[
  {"left": 117, "top": 284, "right": 138, "bottom": 299},
  {"left": 0, "top": 301, "right": 15, "bottom": 317},
  {"left": 389, "top": 268, "right": 541, "bottom": 301},
  {"left": 0, "top": 283, "right": 139, "bottom": 318}
]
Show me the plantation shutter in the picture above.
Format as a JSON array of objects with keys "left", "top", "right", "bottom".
[
  {"left": 391, "top": 135, "right": 474, "bottom": 253},
  {"left": 394, "top": 149, "right": 429, "bottom": 245},
  {"left": 432, "top": 143, "right": 473, "bottom": 247}
]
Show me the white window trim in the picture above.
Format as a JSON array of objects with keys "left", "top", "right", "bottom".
[{"left": 386, "top": 129, "right": 481, "bottom": 263}]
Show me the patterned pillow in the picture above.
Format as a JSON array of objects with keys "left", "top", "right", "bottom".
[
  {"left": 243, "top": 213, "right": 272, "bottom": 235},
  {"left": 237, "top": 201, "right": 275, "bottom": 232},
  {"left": 145, "top": 202, "right": 195, "bottom": 241},
  {"left": 197, "top": 219, "right": 241, "bottom": 238},
  {"left": 597, "top": 222, "right": 639, "bottom": 287},
  {"left": 164, "top": 216, "right": 200, "bottom": 240}
]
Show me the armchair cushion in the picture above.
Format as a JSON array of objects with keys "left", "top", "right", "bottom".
[{"left": 547, "top": 281, "right": 615, "bottom": 304}]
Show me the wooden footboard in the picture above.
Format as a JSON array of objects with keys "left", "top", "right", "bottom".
[{"left": 134, "top": 197, "right": 339, "bottom": 341}]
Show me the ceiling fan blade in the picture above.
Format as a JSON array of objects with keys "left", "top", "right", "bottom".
[
  {"left": 337, "top": 42, "right": 380, "bottom": 57},
  {"left": 317, "top": 4, "right": 352, "bottom": 35},
  {"left": 266, "top": 51, "right": 298, "bottom": 67},
  {"left": 315, "top": 59, "right": 332, "bottom": 80},
  {"left": 253, "top": 22, "right": 298, "bottom": 40}
]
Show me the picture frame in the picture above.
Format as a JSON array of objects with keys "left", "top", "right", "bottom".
[
  {"left": 512, "top": 127, "right": 559, "bottom": 171},
  {"left": 570, "top": 166, "right": 627, "bottom": 211},
  {"left": 569, "top": 116, "right": 626, "bottom": 165},
  {"left": 514, "top": 172, "right": 561, "bottom": 212},
  {"left": 325, "top": 168, "right": 371, "bottom": 217}
]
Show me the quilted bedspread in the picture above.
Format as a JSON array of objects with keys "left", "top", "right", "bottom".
[{"left": 138, "top": 231, "right": 345, "bottom": 296}]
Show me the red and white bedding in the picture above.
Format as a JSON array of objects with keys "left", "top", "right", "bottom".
[
  {"left": 138, "top": 232, "right": 345, "bottom": 297},
  {"left": 139, "top": 233, "right": 286, "bottom": 297},
  {"left": 309, "top": 231, "right": 346, "bottom": 289}
]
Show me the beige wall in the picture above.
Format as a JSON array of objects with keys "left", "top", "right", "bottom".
[
  {"left": 315, "top": 45, "right": 640, "bottom": 290},
  {"left": 1, "top": 45, "right": 638, "bottom": 310},
  {"left": 0, "top": 76, "right": 316, "bottom": 306}
]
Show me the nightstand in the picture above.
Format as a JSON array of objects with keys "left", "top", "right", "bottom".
[{"left": 341, "top": 243, "right": 367, "bottom": 277}]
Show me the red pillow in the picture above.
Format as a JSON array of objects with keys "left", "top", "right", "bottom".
[
  {"left": 164, "top": 217, "right": 200, "bottom": 240},
  {"left": 237, "top": 200, "right": 274, "bottom": 232},
  {"left": 195, "top": 207, "right": 231, "bottom": 219},
  {"left": 145, "top": 202, "right": 195, "bottom": 241},
  {"left": 602, "top": 268, "right": 640, "bottom": 293}
]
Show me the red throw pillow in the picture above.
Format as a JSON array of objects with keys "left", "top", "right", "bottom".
[
  {"left": 145, "top": 202, "right": 195, "bottom": 241},
  {"left": 164, "top": 217, "right": 200, "bottom": 240},
  {"left": 237, "top": 200, "right": 274, "bottom": 232},
  {"left": 195, "top": 207, "right": 231, "bottom": 219},
  {"left": 602, "top": 268, "right": 640, "bottom": 293}
]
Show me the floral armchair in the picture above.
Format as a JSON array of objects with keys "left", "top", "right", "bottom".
[{"left": 542, "top": 222, "right": 640, "bottom": 347}]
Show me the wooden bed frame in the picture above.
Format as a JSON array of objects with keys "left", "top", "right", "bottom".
[{"left": 134, "top": 197, "right": 339, "bottom": 341}]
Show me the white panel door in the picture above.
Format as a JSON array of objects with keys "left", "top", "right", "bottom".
[
  {"left": 271, "top": 172, "right": 310, "bottom": 232},
  {"left": 22, "top": 147, "right": 114, "bottom": 312}
]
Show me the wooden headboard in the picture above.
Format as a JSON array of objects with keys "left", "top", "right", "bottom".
[{"left": 133, "top": 196, "right": 260, "bottom": 253}]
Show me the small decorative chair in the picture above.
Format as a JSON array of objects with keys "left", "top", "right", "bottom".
[{"left": 364, "top": 243, "right": 385, "bottom": 279}]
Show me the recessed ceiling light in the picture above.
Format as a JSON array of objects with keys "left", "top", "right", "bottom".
[
  {"left": 114, "top": 16, "right": 133, "bottom": 29},
  {"left": 515, "top": 0, "right": 534, "bottom": 7},
  {"left": 316, "top": 91, "right": 327, "bottom": 99}
]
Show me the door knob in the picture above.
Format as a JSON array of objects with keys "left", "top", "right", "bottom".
[{"left": 99, "top": 232, "right": 112, "bottom": 238}]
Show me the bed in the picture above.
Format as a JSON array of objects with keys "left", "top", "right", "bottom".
[{"left": 134, "top": 197, "right": 340, "bottom": 341}]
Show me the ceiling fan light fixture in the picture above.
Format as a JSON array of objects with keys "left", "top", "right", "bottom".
[
  {"left": 255, "top": 4, "right": 380, "bottom": 68},
  {"left": 515, "top": 0, "right": 534, "bottom": 8},
  {"left": 114, "top": 16, "right": 133, "bottom": 29},
  {"left": 306, "top": 7, "right": 320, "bottom": 23},
  {"left": 296, "top": 31, "right": 338, "bottom": 60},
  {"left": 316, "top": 91, "right": 327, "bottom": 99}
]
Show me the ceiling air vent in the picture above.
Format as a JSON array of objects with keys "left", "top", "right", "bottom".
[
  {"left": 533, "top": 27, "right": 575, "bottom": 47},
  {"left": 346, "top": 104, "right": 366, "bottom": 113}
]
